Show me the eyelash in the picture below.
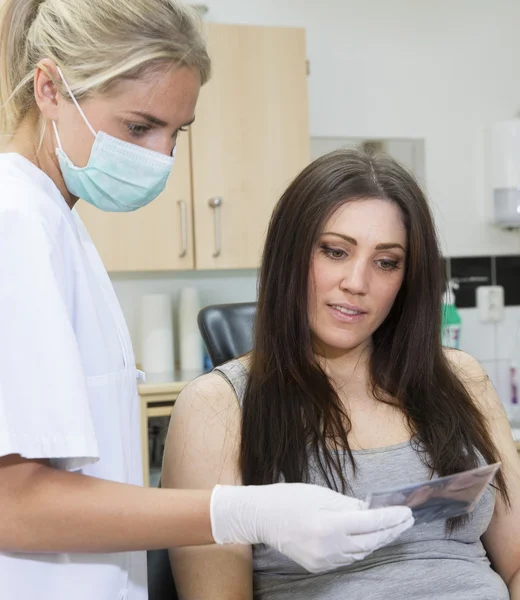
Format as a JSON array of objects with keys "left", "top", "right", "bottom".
[
  {"left": 126, "top": 124, "right": 189, "bottom": 138},
  {"left": 319, "top": 245, "right": 400, "bottom": 272},
  {"left": 126, "top": 123, "right": 150, "bottom": 137}
]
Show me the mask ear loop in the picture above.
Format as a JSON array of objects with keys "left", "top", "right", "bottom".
[
  {"left": 55, "top": 65, "right": 97, "bottom": 138},
  {"left": 51, "top": 120, "right": 64, "bottom": 151}
]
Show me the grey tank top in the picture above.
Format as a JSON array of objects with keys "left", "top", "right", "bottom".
[{"left": 214, "top": 359, "right": 509, "bottom": 600}]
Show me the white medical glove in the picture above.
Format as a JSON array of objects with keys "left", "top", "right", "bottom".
[{"left": 210, "top": 482, "right": 413, "bottom": 574}]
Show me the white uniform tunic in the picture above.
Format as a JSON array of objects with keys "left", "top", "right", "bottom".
[{"left": 0, "top": 153, "right": 147, "bottom": 600}]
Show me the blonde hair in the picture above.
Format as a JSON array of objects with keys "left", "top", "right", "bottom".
[{"left": 0, "top": 0, "right": 211, "bottom": 136}]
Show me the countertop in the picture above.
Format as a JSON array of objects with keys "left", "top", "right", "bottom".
[{"left": 138, "top": 369, "right": 205, "bottom": 396}]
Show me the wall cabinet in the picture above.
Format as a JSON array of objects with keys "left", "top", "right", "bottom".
[{"left": 77, "top": 23, "right": 310, "bottom": 271}]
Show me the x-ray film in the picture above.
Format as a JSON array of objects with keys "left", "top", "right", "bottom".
[{"left": 365, "top": 463, "right": 500, "bottom": 525}]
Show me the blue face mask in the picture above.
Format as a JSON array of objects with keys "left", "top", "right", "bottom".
[{"left": 52, "top": 67, "right": 175, "bottom": 212}]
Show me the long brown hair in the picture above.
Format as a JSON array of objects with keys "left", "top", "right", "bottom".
[{"left": 240, "top": 148, "right": 508, "bottom": 528}]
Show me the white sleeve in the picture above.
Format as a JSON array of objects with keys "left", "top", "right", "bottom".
[{"left": 0, "top": 208, "right": 99, "bottom": 470}]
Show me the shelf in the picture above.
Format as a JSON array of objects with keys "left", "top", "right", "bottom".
[{"left": 139, "top": 369, "right": 205, "bottom": 486}]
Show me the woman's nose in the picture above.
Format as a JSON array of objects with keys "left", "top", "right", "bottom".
[{"left": 339, "top": 261, "right": 369, "bottom": 295}]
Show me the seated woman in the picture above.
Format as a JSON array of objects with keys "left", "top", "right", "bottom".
[{"left": 162, "top": 149, "right": 520, "bottom": 599}]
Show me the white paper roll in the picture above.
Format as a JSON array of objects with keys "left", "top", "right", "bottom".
[
  {"left": 178, "top": 287, "right": 204, "bottom": 371},
  {"left": 140, "top": 294, "right": 174, "bottom": 376}
]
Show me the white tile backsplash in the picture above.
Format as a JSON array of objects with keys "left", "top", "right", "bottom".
[
  {"left": 495, "top": 307, "right": 520, "bottom": 361},
  {"left": 479, "top": 360, "right": 497, "bottom": 389},
  {"left": 451, "top": 308, "right": 520, "bottom": 411},
  {"left": 458, "top": 308, "right": 496, "bottom": 362},
  {"left": 494, "top": 358, "right": 511, "bottom": 409},
  {"left": 456, "top": 307, "right": 520, "bottom": 411}
]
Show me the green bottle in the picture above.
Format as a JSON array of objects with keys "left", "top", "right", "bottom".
[{"left": 441, "top": 280, "right": 462, "bottom": 349}]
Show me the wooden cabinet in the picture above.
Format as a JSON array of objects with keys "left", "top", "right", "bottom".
[
  {"left": 191, "top": 24, "right": 310, "bottom": 269},
  {"left": 77, "top": 23, "right": 310, "bottom": 272}
]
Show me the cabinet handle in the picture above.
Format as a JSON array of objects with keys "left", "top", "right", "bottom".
[
  {"left": 177, "top": 200, "right": 187, "bottom": 258},
  {"left": 208, "top": 196, "right": 223, "bottom": 258}
]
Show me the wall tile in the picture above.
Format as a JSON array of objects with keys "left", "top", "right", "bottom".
[
  {"left": 496, "top": 256, "right": 520, "bottom": 306},
  {"left": 450, "top": 257, "right": 492, "bottom": 308},
  {"left": 494, "top": 358, "right": 511, "bottom": 409},
  {"left": 494, "top": 307, "right": 520, "bottom": 361},
  {"left": 458, "top": 308, "right": 496, "bottom": 362},
  {"left": 479, "top": 360, "right": 497, "bottom": 390},
  {"left": 442, "top": 257, "right": 450, "bottom": 283}
]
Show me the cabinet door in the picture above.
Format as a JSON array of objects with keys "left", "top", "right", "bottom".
[
  {"left": 77, "top": 133, "right": 194, "bottom": 272},
  {"left": 191, "top": 24, "right": 310, "bottom": 270}
]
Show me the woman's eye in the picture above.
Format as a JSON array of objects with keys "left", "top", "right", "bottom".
[
  {"left": 320, "top": 245, "right": 346, "bottom": 260},
  {"left": 127, "top": 123, "right": 151, "bottom": 137},
  {"left": 377, "top": 259, "right": 399, "bottom": 271}
]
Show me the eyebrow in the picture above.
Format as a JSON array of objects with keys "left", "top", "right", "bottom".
[
  {"left": 321, "top": 231, "right": 406, "bottom": 252},
  {"left": 126, "top": 111, "right": 195, "bottom": 129}
]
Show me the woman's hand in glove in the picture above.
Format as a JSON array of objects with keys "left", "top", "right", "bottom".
[{"left": 210, "top": 482, "right": 413, "bottom": 573}]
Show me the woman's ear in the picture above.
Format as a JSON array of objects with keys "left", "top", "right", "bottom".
[{"left": 33, "top": 59, "right": 60, "bottom": 121}]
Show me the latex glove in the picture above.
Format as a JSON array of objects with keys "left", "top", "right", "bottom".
[{"left": 210, "top": 482, "right": 413, "bottom": 574}]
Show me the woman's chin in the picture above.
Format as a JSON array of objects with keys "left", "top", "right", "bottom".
[{"left": 314, "top": 332, "right": 369, "bottom": 357}]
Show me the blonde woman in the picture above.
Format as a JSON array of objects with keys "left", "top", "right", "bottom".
[{"left": 0, "top": 1, "right": 413, "bottom": 598}]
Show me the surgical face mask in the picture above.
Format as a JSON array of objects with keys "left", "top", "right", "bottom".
[{"left": 52, "top": 66, "right": 175, "bottom": 212}]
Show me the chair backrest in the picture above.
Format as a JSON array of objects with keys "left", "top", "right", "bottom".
[{"left": 197, "top": 302, "right": 257, "bottom": 367}]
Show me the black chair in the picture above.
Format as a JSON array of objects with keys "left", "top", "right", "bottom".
[
  {"left": 197, "top": 302, "right": 257, "bottom": 367},
  {"left": 147, "top": 302, "right": 257, "bottom": 600},
  {"left": 147, "top": 543, "right": 177, "bottom": 600}
]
